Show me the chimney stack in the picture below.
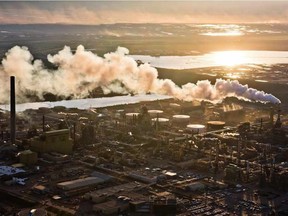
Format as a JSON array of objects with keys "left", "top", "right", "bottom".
[
  {"left": 274, "top": 109, "right": 282, "bottom": 129},
  {"left": 270, "top": 106, "right": 274, "bottom": 126},
  {"left": 10, "top": 76, "right": 16, "bottom": 144}
]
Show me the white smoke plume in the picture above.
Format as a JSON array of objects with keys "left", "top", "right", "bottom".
[{"left": 0, "top": 45, "right": 281, "bottom": 104}]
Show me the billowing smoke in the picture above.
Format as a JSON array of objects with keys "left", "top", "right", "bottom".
[{"left": 0, "top": 45, "right": 281, "bottom": 104}]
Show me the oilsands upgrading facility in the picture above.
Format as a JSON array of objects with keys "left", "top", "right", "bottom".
[{"left": 0, "top": 76, "right": 288, "bottom": 216}]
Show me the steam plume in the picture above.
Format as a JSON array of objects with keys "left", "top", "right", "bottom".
[{"left": 0, "top": 45, "right": 281, "bottom": 104}]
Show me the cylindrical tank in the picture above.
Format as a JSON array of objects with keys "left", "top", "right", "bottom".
[
  {"left": 207, "top": 121, "right": 225, "bottom": 131},
  {"left": 186, "top": 124, "right": 206, "bottom": 133},
  {"left": 148, "top": 110, "right": 164, "bottom": 118},
  {"left": 125, "top": 113, "right": 139, "bottom": 118},
  {"left": 169, "top": 103, "right": 181, "bottom": 110},
  {"left": 117, "top": 109, "right": 125, "bottom": 113},
  {"left": 115, "top": 109, "right": 125, "bottom": 119},
  {"left": 151, "top": 118, "right": 170, "bottom": 126},
  {"left": 172, "top": 115, "right": 190, "bottom": 124},
  {"left": 125, "top": 113, "right": 140, "bottom": 120}
]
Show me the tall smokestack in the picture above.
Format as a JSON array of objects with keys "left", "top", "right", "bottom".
[
  {"left": 10, "top": 76, "right": 16, "bottom": 144},
  {"left": 270, "top": 106, "right": 274, "bottom": 126},
  {"left": 42, "top": 115, "right": 45, "bottom": 132},
  {"left": 274, "top": 109, "right": 282, "bottom": 128}
]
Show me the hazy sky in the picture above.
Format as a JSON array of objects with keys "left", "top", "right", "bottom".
[{"left": 0, "top": 1, "right": 288, "bottom": 24}]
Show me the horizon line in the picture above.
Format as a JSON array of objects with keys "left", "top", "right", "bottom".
[{"left": 1, "top": 21, "right": 287, "bottom": 25}]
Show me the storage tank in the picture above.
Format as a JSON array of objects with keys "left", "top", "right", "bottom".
[
  {"left": 207, "top": 121, "right": 225, "bottom": 131},
  {"left": 115, "top": 109, "right": 125, "bottom": 119},
  {"left": 186, "top": 124, "right": 206, "bottom": 134},
  {"left": 148, "top": 110, "right": 164, "bottom": 117},
  {"left": 151, "top": 118, "right": 170, "bottom": 126},
  {"left": 125, "top": 112, "right": 140, "bottom": 118},
  {"left": 172, "top": 115, "right": 190, "bottom": 124},
  {"left": 125, "top": 113, "right": 140, "bottom": 121},
  {"left": 169, "top": 103, "right": 181, "bottom": 110}
]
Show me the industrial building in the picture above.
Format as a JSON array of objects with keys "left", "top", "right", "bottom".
[
  {"left": 85, "top": 182, "right": 145, "bottom": 203},
  {"left": 0, "top": 76, "right": 288, "bottom": 215},
  {"left": 18, "top": 150, "right": 38, "bottom": 165},
  {"left": 93, "top": 200, "right": 130, "bottom": 215},
  {"left": 57, "top": 177, "right": 105, "bottom": 191},
  {"left": 30, "top": 129, "right": 73, "bottom": 154}
]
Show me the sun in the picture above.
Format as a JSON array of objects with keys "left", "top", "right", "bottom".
[{"left": 213, "top": 51, "right": 248, "bottom": 67}]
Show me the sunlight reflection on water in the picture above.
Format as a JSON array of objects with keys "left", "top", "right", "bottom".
[{"left": 131, "top": 51, "right": 288, "bottom": 70}]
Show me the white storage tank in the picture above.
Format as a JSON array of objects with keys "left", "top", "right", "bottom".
[
  {"left": 148, "top": 110, "right": 164, "bottom": 117},
  {"left": 186, "top": 124, "right": 206, "bottom": 133},
  {"left": 169, "top": 103, "right": 181, "bottom": 110},
  {"left": 115, "top": 109, "right": 125, "bottom": 119},
  {"left": 172, "top": 115, "right": 190, "bottom": 124},
  {"left": 125, "top": 113, "right": 140, "bottom": 120},
  {"left": 151, "top": 118, "right": 170, "bottom": 126},
  {"left": 117, "top": 109, "right": 125, "bottom": 113}
]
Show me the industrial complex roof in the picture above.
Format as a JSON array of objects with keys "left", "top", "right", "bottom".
[{"left": 57, "top": 177, "right": 104, "bottom": 191}]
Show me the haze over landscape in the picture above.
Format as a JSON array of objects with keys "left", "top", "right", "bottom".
[
  {"left": 1, "top": 1, "right": 288, "bottom": 24},
  {"left": 0, "top": 0, "right": 288, "bottom": 108}
]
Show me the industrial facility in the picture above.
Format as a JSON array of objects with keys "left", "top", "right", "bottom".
[{"left": 0, "top": 76, "right": 288, "bottom": 215}]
